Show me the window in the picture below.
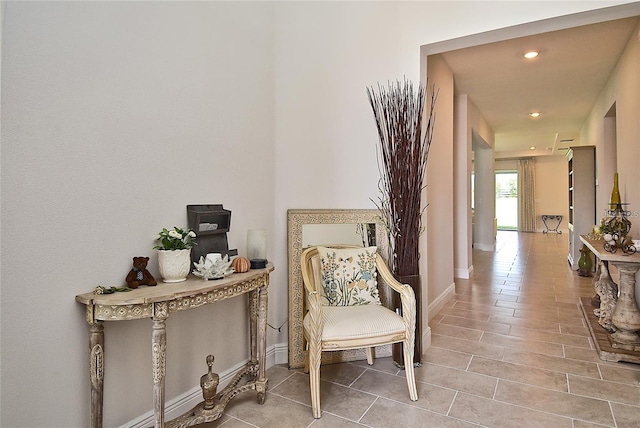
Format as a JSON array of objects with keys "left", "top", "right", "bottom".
[{"left": 496, "top": 171, "right": 518, "bottom": 230}]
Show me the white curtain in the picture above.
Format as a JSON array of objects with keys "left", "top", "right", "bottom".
[{"left": 518, "top": 158, "right": 536, "bottom": 232}]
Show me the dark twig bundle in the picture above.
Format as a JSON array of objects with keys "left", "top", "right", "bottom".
[{"left": 367, "top": 79, "right": 437, "bottom": 276}]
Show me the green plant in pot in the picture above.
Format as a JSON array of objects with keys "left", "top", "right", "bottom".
[
  {"left": 367, "top": 79, "right": 437, "bottom": 366},
  {"left": 154, "top": 227, "right": 197, "bottom": 283}
]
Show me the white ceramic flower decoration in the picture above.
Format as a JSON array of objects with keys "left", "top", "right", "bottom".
[{"left": 193, "top": 255, "right": 235, "bottom": 280}]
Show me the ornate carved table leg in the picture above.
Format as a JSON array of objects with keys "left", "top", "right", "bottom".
[
  {"left": 590, "top": 261, "right": 603, "bottom": 307},
  {"left": 249, "top": 288, "right": 258, "bottom": 369},
  {"left": 153, "top": 302, "right": 169, "bottom": 428},
  {"left": 610, "top": 261, "right": 640, "bottom": 347},
  {"left": 256, "top": 283, "right": 269, "bottom": 404},
  {"left": 88, "top": 320, "right": 104, "bottom": 428},
  {"left": 592, "top": 260, "right": 618, "bottom": 332}
]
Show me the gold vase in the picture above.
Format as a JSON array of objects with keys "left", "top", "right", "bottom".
[{"left": 609, "top": 172, "right": 621, "bottom": 210}]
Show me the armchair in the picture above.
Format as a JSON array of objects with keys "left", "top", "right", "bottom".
[{"left": 300, "top": 245, "right": 418, "bottom": 418}]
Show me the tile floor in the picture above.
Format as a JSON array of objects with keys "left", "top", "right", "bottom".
[{"left": 202, "top": 231, "right": 640, "bottom": 427}]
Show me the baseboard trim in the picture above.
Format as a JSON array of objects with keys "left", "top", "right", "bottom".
[
  {"left": 473, "top": 242, "right": 496, "bottom": 251},
  {"left": 421, "top": 325, "right": 432, "bottom": 354},
  {"left": 454, "top": 264, "right": 473, "bottom": 279},
  {"left": 428, "top": 282, "right": 455, "bottom": 321},
  {"left": 121, "top": 342, "right": 288, "bottom": 428}
]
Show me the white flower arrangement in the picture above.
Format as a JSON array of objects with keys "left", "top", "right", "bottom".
[{"left": 154, "top": 227, "right": 196, "bottom": 251}]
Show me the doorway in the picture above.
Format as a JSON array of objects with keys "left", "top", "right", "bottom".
[{"left": 496, "top": 171, "right": 518, "bottom": 230}]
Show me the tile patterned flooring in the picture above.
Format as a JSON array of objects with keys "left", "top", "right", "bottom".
[{"left": 202, "top": 231, "right": 640, "bottom": 427}]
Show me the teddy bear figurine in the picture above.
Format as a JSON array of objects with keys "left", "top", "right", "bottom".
[{"left": 125, "top": 256, "right": 157, "bottom": 289}]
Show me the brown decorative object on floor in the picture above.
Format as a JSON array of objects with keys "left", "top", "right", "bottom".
[
  {"left": 125, "top": 256, "right": 157, "bottom": 289},
  {"left": 200, "top": 355, "right": 219, "bottom": 410},
  {"left": 232, "top": 256, "right": 250, "bottom": 273},
  {"left": 367, "top": 79, "right": 438, "bottom": 366},
  {"left": 577, "top": 244, "right": 593, "bottom": 276}
]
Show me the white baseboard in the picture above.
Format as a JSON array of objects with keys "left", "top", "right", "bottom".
[
  {"left": 122, "top": 342, "right": 288, "bottom": 428},
  {"left": 428, "top": 282, "right": 455, "bottom": 321},
  {"left": 421, "top": 325, "right": 432, "bottom": 353},
  {"left": 273, "top": 341, "right": 288, "bottom": 365},
  {"left": 473, "top": 242, "right": 496, "bottom": 251},
  {"left": 454, "top": 264, "right": 473, "bottom": 279}
]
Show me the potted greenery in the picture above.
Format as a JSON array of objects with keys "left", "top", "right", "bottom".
[
  {"left": 154, "top": 227, "right": 196, "bottom": 283},
  {"left": 367, "top": 79, "right": 437, "bottom": 365}
]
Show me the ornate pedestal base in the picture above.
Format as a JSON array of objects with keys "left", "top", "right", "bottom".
[
  {"left": 166, "top": 356, "right": 267, "bottom": 428},
  {"left": 608, "top": 335, "right": 640, "bottom": 351},
  {"left": 579, "top": 235, "right": 640, "bottom": 364},
  {"left": 580, "top": 297, "right": 640, "bottom": 364},
  {"left": 609, "top": 261, "right": 640, "bottom": 347}
]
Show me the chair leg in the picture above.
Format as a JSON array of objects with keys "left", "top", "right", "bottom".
[
  {"left": 303, "top": 344, "right": 310, "bottom": 374},
  {"left": 403, "top": 340, "right": 418, "bottom": 401},
  {"left": 309, "top": 343, "right": 322, "bottom": 418},
  {"left": 366, "top": 347, "right": 375, "bottom": 365}
]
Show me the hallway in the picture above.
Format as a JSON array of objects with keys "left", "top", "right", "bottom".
[{"left": 205, "top": 231, "right": 640, "bottom": 427}]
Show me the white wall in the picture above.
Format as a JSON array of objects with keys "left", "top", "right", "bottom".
[
  {"left": 425, "top": 54, "right": 454, "bottom": 327},
  {"left": 454, "top": 94, "right": 473, "bottom": 279},
  {"left": 454, "top": 93, "right": 496, "bottom": 278},
  {"left": 2, "top": 2, "right": 275, "bottom": 427},
  {"left": 2, "top": 1, "right": 638, "bottom": 426},
  {"left": 535, "top": 156, "right": 570, "bottom": 232},
  {"left": 583, "top": 20, "right": 640, "bottom": 237},
  {"left": 580, "top": 18, "right": 640, "bottom": 302},
  {"left": 0, "top": 0, "right": 5, "bottom": 422},
  {"left": 474, "top": 144, "right": 497, "bottom": 249}
]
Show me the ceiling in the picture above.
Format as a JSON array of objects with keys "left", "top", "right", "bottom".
[{"left": 439, "top": 16, "right": 640, "bottom": 158}]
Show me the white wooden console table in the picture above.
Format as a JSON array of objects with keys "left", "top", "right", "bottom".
[
  {"left": 76, "top": 263, "right": 274, "bottom": 428},
  {"left": 579, "top": 235, "right": 640, "bottom": 364}
]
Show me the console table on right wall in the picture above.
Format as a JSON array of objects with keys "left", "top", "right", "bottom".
[{"left": 579, "top": 235, "right": 640, "bottom": 364}]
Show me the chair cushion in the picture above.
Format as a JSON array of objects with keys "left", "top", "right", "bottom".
[
  {"left": 305, "top": 305, "right": 405, "bottom": 341},
  {"left": 317, "top": 246, "right": 381, "bottom": 306}
]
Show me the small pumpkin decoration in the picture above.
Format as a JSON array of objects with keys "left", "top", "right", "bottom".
[{"left": 232, "top": 256, "right": 251, "bottom": 273}]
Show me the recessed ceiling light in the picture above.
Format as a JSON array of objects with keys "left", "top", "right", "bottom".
[
  {"left": 524, "top": 51, "right": 539, "bottom": 59},
  {"left": 529, "top": 112, "right": 541, "bottom": 118},
  {"left": 529, "top": 146, "right": 536, "bottom": 150}
]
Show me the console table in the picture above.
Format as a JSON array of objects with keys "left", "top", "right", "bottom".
[
  {"left": 579, "top": 236, "right": 640, "bottom": 363},
  {"left": 541, "top": 214, "right": 563, "bottom": 234},
  {"left": 76, "top": 263, "right": 274, "bottom": 428}
]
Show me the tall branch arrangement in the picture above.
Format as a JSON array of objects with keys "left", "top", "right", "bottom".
[{"left": 367, "top": 79, "right": 437, "bottom": 277}]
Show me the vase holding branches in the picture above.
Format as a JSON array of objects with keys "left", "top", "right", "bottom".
[{"left": 367, "top": 79, "right": 437, "bottom": 366}]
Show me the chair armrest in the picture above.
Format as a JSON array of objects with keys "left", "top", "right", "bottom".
[
  {"left": 375, "top": 256, "right": 417, "bottom": 333},
  {"left": 300, "top": 247, "right": 325, "bottom": 338},
  {"left": 305, "top": 290, "right": 324, "bottom": 355},
  {"left": 306, "top": 290, "right": 322, "bottom": 319}
]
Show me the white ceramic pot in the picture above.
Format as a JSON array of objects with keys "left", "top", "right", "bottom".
[{"left": 157, "top": 249, "right": 191, "bottom": 283}]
